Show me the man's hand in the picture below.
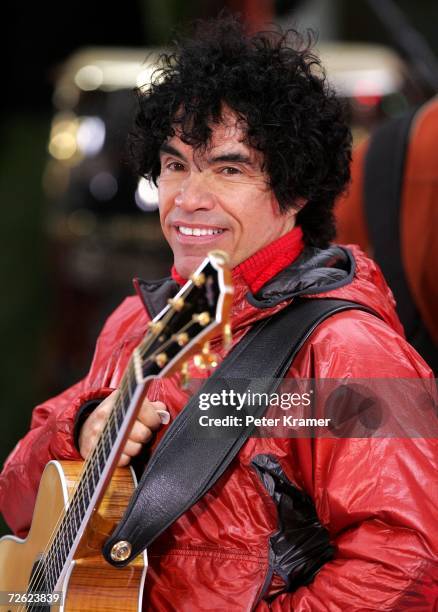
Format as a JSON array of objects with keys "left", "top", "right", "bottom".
[{"left": 78, "top": 390, "right": 169, "bottom": 466}]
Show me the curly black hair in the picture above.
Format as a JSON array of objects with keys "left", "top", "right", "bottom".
[{"left": 129, "top": 14, "right": 352, "bottom": 248}]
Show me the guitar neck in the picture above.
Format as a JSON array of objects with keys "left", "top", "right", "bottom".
[{"left": 46, "top": 357, "right": 148, "bottom": 591}]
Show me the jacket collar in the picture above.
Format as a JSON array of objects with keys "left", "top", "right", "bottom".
[
  {"left": 248, "top": 246, "right": 354, "bottom": 308},
  {"left": 133, "top": 276, "right": 180, "bottom": 320},
  {"left": 133, "top": 245, "right": 355, "bottom": 319}
]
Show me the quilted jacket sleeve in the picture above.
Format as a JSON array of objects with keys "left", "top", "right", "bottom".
[{"left": 0, "top": 296, "right": 144, "bottom": 537}]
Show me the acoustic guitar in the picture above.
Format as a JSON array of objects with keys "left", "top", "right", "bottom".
[{"left": 0, "top": 251, "right": 233, "bottom": 611}]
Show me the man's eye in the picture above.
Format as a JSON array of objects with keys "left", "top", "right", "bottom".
[
  {"left": 165, "top": 161, "right": 185, "bottom": 171},
  {"left": 221, "top": 166, "right": 242, "bottom": 175}
]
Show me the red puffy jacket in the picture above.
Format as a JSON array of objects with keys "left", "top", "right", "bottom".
[{"left": 1, "top": 245, "right": 437, "bottom": 610}]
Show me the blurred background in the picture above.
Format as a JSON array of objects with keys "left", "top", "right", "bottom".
[{"left": 1, "top": 0, "right": 437, "bottom": 535}]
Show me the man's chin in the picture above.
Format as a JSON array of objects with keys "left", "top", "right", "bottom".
[
  {"left": 174, "top": 256, "right": 208, "bottom": 280},
  {"left": 174, "top": 245, "right": 234, "bottom": 278}
]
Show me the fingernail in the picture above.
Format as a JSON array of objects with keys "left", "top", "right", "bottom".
[{"left": 157, "top": 409, "right": 171, "bottom": 425}]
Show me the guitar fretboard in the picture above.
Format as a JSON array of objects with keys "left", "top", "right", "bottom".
[{"left": 44, "top": 356, "right": 141, "bottom": 591}]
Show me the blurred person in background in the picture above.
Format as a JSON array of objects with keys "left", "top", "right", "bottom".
[
  {"left": 1, "top": 14, "right": 437, "bottom": 611},
  {"left": 336, "top": 96, "right": 438, "bottom": 373}
]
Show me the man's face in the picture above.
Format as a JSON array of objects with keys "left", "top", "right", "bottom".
[{"left": 158, "top": 110, "right": 297, "bottom": 278}]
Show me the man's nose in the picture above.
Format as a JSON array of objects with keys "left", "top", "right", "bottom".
[{"left": 174, "top": 171, "right": 215, "bottom": 211}]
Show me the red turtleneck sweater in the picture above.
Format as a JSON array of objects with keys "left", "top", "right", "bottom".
[{"left": 171, "top": 226, "right": 304, "bottom": 293}]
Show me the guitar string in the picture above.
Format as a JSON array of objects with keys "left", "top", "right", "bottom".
[
  {"left": 25, "top": 363, "right": 147, "bottom": 603},
  {"left": 24, "top": 335, "right": 157, "bottom": 599},
  {"left": 22, "top": 366, "right": 136, "bottom": 606},
  {"left": 24, "top": 302, "right": 205, "bottom": 600}
]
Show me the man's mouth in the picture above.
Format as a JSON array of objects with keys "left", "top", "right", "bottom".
[{"left": 177, "top": 225, "right": 225, "bottom": 237}]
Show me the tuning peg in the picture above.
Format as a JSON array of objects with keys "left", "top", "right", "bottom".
[
  {"left": 223, "top": 322, "right": 232, "bottom": 349},
  {"left": 192, "top": 312, "right": 211, "bottom": 326},
  {"left": 155, "top": 352, "right": 168, "bottom": 368},
  {"left": 168, "top": 297, "right": 185, "bottom": 312},
  {"left": 203, "top": 341, "right": 219, "bottom": 367},
  {"left": 181, "top": 361, "right": 190, "bottom": 388},
  {"left": 193, "top": 353, "right": 207, "bottom": 370},
  {"left": 193, "top": 342, "right": 220, "bottom": 370},
  {"left": 207, "top": 355, "right": 220, "bottom": 369},
  {"left": 175, "top": 332, "right": 189, "bottom": 346},
  {"left": 147, "top": 321, "right": 164, "bottom": 334},
  {"left": 190, "top": 272, "right": 206, "bottom": 287}
]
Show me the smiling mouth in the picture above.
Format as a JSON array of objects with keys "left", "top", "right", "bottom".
[{"left": 177, "top": 225, "right": 225, "bottom": 236}]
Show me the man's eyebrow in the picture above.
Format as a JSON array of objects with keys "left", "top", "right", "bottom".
[
  {"left": 208, "top": 152, "right": 255, "bottom": 166},
  {"left": 159, "top": 145, "right": 255, "bottom": 167},
  {"left": 159, "top": 143, "right": 187, "bottom": 161}
]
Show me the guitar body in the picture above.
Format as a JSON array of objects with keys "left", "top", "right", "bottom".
[{"left": 0, "top": 460, "right": 146, "bottom": 611}]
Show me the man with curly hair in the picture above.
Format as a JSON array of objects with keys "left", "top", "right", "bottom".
[{"left": 1, "top": 14, "right": 437, "bottom": 611}]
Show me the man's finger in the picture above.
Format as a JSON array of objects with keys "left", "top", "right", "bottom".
[
  {"left": 123, "top": 439, "right": 144, "bottom": 457},
  {"left": 129, "top": 420, "right": 154, "bottom": 444},
  {"left": 118, "top": 453, "right": 131, "bottom": 467},
  {"left": 137, "top": 400, "right": 168, "bottom": 429}
]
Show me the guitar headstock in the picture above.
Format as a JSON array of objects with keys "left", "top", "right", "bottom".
[{"left": 134, "top": 250, "right": 233, "bottom": 381}]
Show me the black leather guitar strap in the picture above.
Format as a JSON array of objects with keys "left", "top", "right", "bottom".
[{"left": 103, "top": 298, "right": 372, "bottom": 566}]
